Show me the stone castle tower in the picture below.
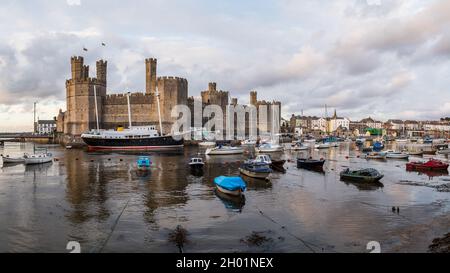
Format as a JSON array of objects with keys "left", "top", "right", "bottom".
[
  {"left": 64, "top": 56, "right": 107, "bottom": 135},
  {"left": 145, "top": 58, "right": 157, "bottom": 94},
  {"left": 62, "top": 56, "right": 188, "bottom": 136}
]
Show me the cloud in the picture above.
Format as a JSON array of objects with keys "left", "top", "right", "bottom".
[{"left": 1, "top": 0, "right": 450, "bottom": 131}]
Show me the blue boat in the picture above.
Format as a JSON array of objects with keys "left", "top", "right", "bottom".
[
  {"left": 373, "top": 141, "right": 384, "bottom": 152},
  {"left": 137, "top": 156, "right": 151, "bottom": 170},
  {"left": 239, "top": 162, "right": 272, "bottom": 179},
  {"left": 214, "top": 176, "right": 246, "bottom": 196}
]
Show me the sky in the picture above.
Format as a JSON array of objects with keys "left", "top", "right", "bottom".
[{"left": 0, "top": 0, "right": 450, "bottom": 131}]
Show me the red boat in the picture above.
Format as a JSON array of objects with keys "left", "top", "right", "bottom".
[{"left": 406, "top": 159, "right": 449, "bottom": 171}]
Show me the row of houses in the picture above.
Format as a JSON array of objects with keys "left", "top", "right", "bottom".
[{"left": 289, "top": 112, "right": 450, "bottom": 138}]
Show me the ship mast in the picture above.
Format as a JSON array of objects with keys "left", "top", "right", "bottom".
[
  {"left": 126, "top": 92, "right": 132, "bottom": 129},
  {"left": 94, "top": 85, "right": 100, "bottom": 131},
  {"left": 155, "top": 86, "right": 163, "bottom": 136}
]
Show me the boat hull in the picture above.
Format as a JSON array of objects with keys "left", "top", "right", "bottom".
[
  {"left": 216, "top": 185, "right": 242, "bottom": 196},
  {"left": 82, "top": 135, "right": 184, "bottom": 151},
  {"left": 297, "top": 159, "right": 325, "bottom": 170},
  {"left": 2, "top": 156, "right": 25, "bottom": 164},
  {"left": 340, "top": 174, "right": 384, "bottom": 183},
  {"left": 239, "top": 167, "right": 270, "bottom": 179},
  {"left": 206, "top": 148, "right": 244, "bottom": 155},
  {"left": 24, "top": 157, "right": 53, "bottom": 165}
]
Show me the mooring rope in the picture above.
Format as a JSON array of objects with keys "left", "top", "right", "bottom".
[
  {"left": 97, "top": 197, "right": 131, "bottom": 253},
  {"left": 255, "top": 207, "right": 339, "bottom": 253}
]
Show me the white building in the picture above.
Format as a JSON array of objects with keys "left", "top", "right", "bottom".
[{"left": 37, "top": 120, "right": 56, "bottom": 135}]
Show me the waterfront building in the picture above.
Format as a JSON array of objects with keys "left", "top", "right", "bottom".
[{"left": 37, "top": 119, "right": 56, "bottom": 135}]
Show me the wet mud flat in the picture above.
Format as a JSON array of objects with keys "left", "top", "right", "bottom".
[{"left": 0, "top": 142, "right": 449, "bottom": 252}]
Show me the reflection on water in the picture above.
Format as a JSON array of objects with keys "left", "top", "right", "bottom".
[
  {"left": 0, "top": 141, "right": 449, "bottom": 252},
  {"left": 214, "top": 189, "right": 246, "bottom": 212}
]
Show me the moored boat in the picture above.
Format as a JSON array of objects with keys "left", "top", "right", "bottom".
[
  {"left": 291, "top": 142, "right": 309, "bottom": 151},
  {"left": 214, "top": 176, "right": 246, "bottom": 196},
  {"left": 1, "top": 154, "right": 25, "bottom": 164},
  {"left": 255, "top": 143, "right": 284, "bottom": 153},
  {"left": 406, "top": 150, "right": 424, "bottom": 156},
  {"left": 189, "top": 156, "right": 204, "bottom": 170},
  {"left": 241, "top": 139, "right": 257, "bottom": 146},
  {"left": 386, "top": 150, "right": 409, "bottom": 159},
  {"left": 365, "top": 151, "right": 387, "bottom": 160},
  {"left": 340, "top": 168, "right": 384, "bottom": 183},
  {"left": 137, "top": 156, "right": 151, "bottom": 171},
  {"left": 199, "top": 141, "right": 216, "bottom": 147},
  {"left": 239, "top": 162, "right": 272, "bottom": 179},
  {"left": 205, "top": 145, "right": 244, "bottom": 155},
  {"left": 314, "top": 143, "right": 330, "bottom": 149},
  {"left": 437, "top": 148, "right": 450, "bottom": 155},
  {"left": 297, "top": 157, "right": 325, "bottom": 170},
  {"left": 406, "top": 159, "right": 449, "bottom": 171},
  {"left": 81, "top": 126, "right": 184, "bottom": 151},
  {"left": 24, "top": 152, "right": 53, "bottom": 165}
]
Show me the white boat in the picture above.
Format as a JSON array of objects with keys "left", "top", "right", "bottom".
[
  {"left": 386, "top": 150, "right": 409, "bottom": 159},
  {"left": 437, "top": 148, "right": 450, "bottom": 155},
  {"left": 205, "top": 146, "right": 244, "bottom": 155},
  {"left": 241, "top": 139, "right": 257, "bottom": 146},
  {"left": 314, "top": 143, "right": 330, "bottom": 149},
  {"left": 396, "top": 138, "right": 408, "bottom": 143},
  {"left": 291, "top": 142, "right": 309, "bottom": 151},
  {"left": 355, "top": 137, "right": 366, "bottom": 144},
  {"left": 24, "top": 152, "right": 53, "bottom": 165},
  {"left": 189, "top": 157, "right": 204, "bottom": 169},
  {"left": 199, "top": 141, "right": 216, "bottom": 147},
  {"left": 303, "top": 139, "right": 316, "bottom": 143},
  {"left": 1, "top": 154, "right": 25, "bottom": 164},
  {"left": 255, "top": 143, "right": 284, "bottom": 153},
  {"left": 365, "top": 152, "right": 387, "bottom": 160}
]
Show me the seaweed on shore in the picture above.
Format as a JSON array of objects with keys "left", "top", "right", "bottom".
[
  {"left": 240, "top": 231, "right": 273, "bottom": 247},
  {"left": 168, "top": 225, "right": 189, "bottom": 253},
  {"left": 429, "top": 233, "right": 450, "bottom": 253}
]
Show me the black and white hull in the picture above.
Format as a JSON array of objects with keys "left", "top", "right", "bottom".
[{"left": 81, "top": 126, "right": 183, "bottom": 151}]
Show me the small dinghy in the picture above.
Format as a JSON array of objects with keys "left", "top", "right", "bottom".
[
  {"left": 297, "top": 157, "right": 325, "bottom": 170},
  {"left": 365, "top": 151, "right": 386, "bottom": 160},
  {"left": 137, "top": 156, "right": 151, "bottom": 171},
  {"left": 255, "top": 143, "right": 284, "bottom": 153},
  {"left": 253, "top": 154, "right": 285, "bottom": 172},
  {"left": 199, "top": 141, "right": 216, "bottom": 147},
  {"left": 239, "top": 161, "right": 272, "bottom": 179},
  {"left": 189, "top": 156, "right": 204, "bottom": 170},
  {"left": 241, "top": 139, "right": 257, "bottom": 146},
  {"left": 437, "top": 148, "right": 450, "bottom": 155},
  {"left": 406, "top": 159, "right": 449, "bottom": 171},
  {"left": 386, "top": 150, "right": 409, "bottom": 159},
  {"left": 205, "top": 145, "right": 244, "bottom": 155},
  {"left": 340, "top": 168, "right": 384, "bottom": 183},
  {"left": 24, "top": 152, "right": 53, "bottom": 165},
  {"left": 291, "top": 142, "right": 309, "bottom": 151},
  {"left": 214, "top": 176, "right": 246, "bottom": 196},
  {"left": 314, "top": 143, "right": 330, "bottom": 149},
  {"left": 406, "top": 150, "right": 424, "bottom": 156},
  {"left": 1, "top": 154, "right": 25, "bottom": 164}
]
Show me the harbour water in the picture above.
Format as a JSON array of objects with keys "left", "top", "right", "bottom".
[{"left": 0, "top": 142, "right": 449, "bottom": 253}]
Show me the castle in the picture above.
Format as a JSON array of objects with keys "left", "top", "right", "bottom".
[
  {"left": 57, "top": 56, "right": 281, "bottom": 140},
  {"left": 58, "top": 57, "right": 188, "bottom": 136}
]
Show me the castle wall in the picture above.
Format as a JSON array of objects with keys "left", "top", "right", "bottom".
[{"left": 102, "top": 93, "right": 159, "bottom": 129}]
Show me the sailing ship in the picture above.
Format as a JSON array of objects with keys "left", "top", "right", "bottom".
[{"left": 81, "top": 87, "right": 183, "bottom": 151}]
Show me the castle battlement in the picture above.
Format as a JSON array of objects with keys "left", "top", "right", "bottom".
[
  {"left": 65, "top": 77, "right": 106, "bottom": 87},
  {"left": 104, "top": 92, "right": 154, "bottom": 105},
  {"left": 158, "top": 76, "right": 188, "bottom": 82}
]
